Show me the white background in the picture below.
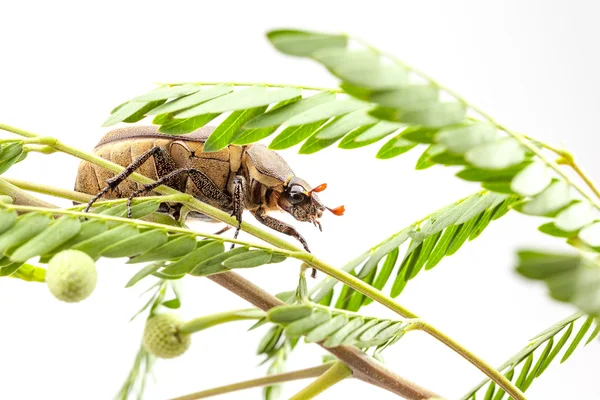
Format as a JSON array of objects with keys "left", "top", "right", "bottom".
[{"left": 1, "top": 1, "right": 599, "bottom": 399}]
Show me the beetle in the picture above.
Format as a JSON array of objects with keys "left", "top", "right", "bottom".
[{"left": 75, "top": 125, "right": 344, "bottom": 252}]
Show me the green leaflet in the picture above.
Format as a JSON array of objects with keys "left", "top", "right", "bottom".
[
  {"left": 338, "top": 120, "right": 401, "bottom": 150},
  {"left": 370, "top": 102, "right": 467, "bottom": 127},
  {"left": 148, "top": 85, "right": 233, "bottom": 115},
  {"left": 162, "top": 241, "right": 225, "bottom": 276},
  {"left": 222, "top": 250, "right": 287, "bottom": 269},
  {"left": 268, "top": 120, "right": 327, "bottom": 150},
  {"left": 125, "top": 262, "right": 164, "bottom": 288},
  {"left": 515, "top": 250, "right": 600, "bottom": 316},
  {"left": 0, "top": 142, "right": 26, "bottom": 174},
  {"left": 101, "top": 229, "right": 169, "bottom": 258},
  {"left": 285, "top": 99, "right": 367, "bottom": 126},
  {"left": 103, "top": 99, "right": 166, "bottom": 127},
  {"left": 72, "top": 224, "right": 139, "bottom": 259},
  {"left": 461, "top": 313, "right": 599, "bottom": 400},
  {"left": 133, "top": 84, "right": 201, "bottom": 102},
  {"left": 299, "top": 109, "right": 376, "bottom": 154},
  {"left": 0, "top": 213, "right": 53, "bottom": 255},
  {"left": 158, "top": 113, "right": 220, "bottom": 135},
  {"left": 435, "top": 122, "right": 498, "bottom": 154},
  {"left": 515, "top": 180, "right": 572, "bottom": 216},
  {"left": 10, "top": 216, "right": 81, "bottom": 262},
  {"left": 245, "top": 92, "right": 336, "bottom": 128},
  {"left": 0, "top": 209, "right": 17, "bottom": 234},
  {"left": 203, "top": 106, "right": 267, "bottom": 152},
  {"left": 177, "top": 87, "right": 301, "bottom": 117},
  {"left": 376, "top": 133, "right": 418, "bottom": 159},
  {"left": 267, "top": 29, "right": 348, "bottom": 57},
  {"left": 190, "top": 246, "right": 250, "bottom": 276},
  {"left": 127, "top": 235, "right": 198, "bottom": 264},
  {"left": 268, "top": 302, "right": 409, "bottom": 350},
  {"left": 465, "top": 137, "right": 527, "bottom": 170},
  {"left": 313, "top": 47, "right": 408, "bottom": 90},
  {"left": 368, "top": 85, "right": 439, "bottom": 108}
]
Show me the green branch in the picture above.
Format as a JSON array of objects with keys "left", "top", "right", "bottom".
[
  {"left": 156, "top": 81, "right": 343, "bottom": 93},
  {"left": 289, "top": 361, "right": 352, "bottom": 400},
  {"left": 171, "top": 362, "right": 335, "bottom": 400},
  {"left": 0, "top": 123, "right": 525, "bottom": 400}
]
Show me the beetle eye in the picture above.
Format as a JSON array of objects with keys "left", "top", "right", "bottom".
[
  {"left": 289, "top": 192, "right": 306, "bottom": 204},
  {"left": 287, "top": 186, "right": 306, "bottom": 205}
]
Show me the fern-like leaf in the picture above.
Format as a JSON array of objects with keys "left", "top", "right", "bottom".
[
  {"left": 310, "top": 191, "right": 517, "bottom": 310},
  {"left": 461, "top": 313, "right": 599, "bottom": 400}
]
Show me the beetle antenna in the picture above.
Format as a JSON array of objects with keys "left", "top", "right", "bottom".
[
  {"left": 326, "top": 205, "right": 345, "bottom": 216},
  {"left": 308, "top": 183, "right": 327, "bottom": 196}
]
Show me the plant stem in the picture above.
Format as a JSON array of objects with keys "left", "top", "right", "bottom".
[
  {"left": 0, "top": 178, "right": 57, "bottom": 209},
  {"left": 208, "top": 272, "right": 440, "bottom": 399},
  {"left": 156, "top": 81, "right": 343, "bottom": 93},
  {"left": 289, "top": 361, "right": 353, "bottom": 400},
  {"left": 412, "top": 321, "right": 526, "bottom": 400},
  {"left": 171, "top": 363, "right": 335, "bottom": 400},
  {"left": 354, "top": 39, "right": 600, "bottom": 211},
  {"left": 3, "top": 177, "right": 93, "bottom": 203},
  {"left": 179, "top": 308, "right": 265, "bottom": 334},
  {"left": 565, "top": 159, "right": 600, "bottom": 201}
]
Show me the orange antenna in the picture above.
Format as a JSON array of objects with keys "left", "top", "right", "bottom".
[
  {"left": 308, "top": 183, "right": 327, "bottom": 196},
  {"left": 327, "top": 205, "right": 345, "bottom": 216}
]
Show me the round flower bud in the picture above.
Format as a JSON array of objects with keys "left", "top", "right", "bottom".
[
  {"left": 143, "top": 313, "right": 191, "bottom": 359},
  {"left": 46, "top": 250, "right": 97, "bottom": 303}
]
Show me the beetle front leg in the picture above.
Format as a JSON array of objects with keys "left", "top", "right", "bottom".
[
  {"left": 251, "top": 208, "right": 310, "bottom": 252},
  {"left": 230, "top": 175, "right": 246, "bottom": 249}
]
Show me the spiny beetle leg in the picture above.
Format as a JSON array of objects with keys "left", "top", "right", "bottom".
[
  {"left": 251, "top": 208, "right": 310, "bottom": 252},
  {"left": 230, "top": 176, "right": 246, "bottom": 250},
  {"left": 85, "top": 146, "right": 179, "bottom": 213}
]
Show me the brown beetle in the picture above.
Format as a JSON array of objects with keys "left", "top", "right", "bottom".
[{"left": 75, "top": 125, "right": 344, "bottom": 252}]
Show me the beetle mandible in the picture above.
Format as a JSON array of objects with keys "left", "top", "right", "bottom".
[{"left": 75, "top": 125, "right": 344, "bottom": 252}]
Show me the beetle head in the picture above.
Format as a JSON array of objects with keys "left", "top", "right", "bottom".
[{"left": 278, "top": 177, "right": 344, "bottom": 230}]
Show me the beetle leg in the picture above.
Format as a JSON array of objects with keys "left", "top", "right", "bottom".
[
  {"left": 251, "top": 208, "right": 310, "bottom": 252},
  {"left": 230, "top": 175, "right": 246, "bottom": 249},
  {"left": 125, "top": 168, "right": 231, "bottom": 218},
  {"left": 85, "top": 146, "right": 180, "bottom": 213}
]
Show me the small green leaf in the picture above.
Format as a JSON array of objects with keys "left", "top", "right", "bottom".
[
  {"left": 127, "top": 235, "right": 197, "bottom": 264},
  {"left": 323, "top": 317, "right": 364, "bottom": 347},
  {"left": 133, "top": 84, "right": 201, "bottom": 102},
  {"left": 101, "top": 229, "right": 168, "bottom": 258},
  {"left": 163, "top": 241, "right": 224, "bottom": 276},
  {"left": 305, "top": 314, "right": 348, "bottom": 343},
  {"left": 158, "top": 113, "right": 219, "bottom": 135},
  {"left": 10, "top": 216, "right": 81, "bottom": 262},
  {"left": 425, "top": 225, "right": 460, "bottom": 270},
  {"left": 370, "top": 102, "right": 466, "bottom": 127},
  {"left": 268, "top": 120, "right": 326, "bottom": 150},
  {"left": 510, "top": 161, "right": 553, "bottom": 196},
  {"left": 245, "top": 92, "right": 336, "bottom": 128},
  {"left": 554, "top": 202, "right": 596, "bottom": 232},
  {"left": 0, "top": 209, "right": 17, "bottom": 234},
  {"left": 579, "top": 222, "right": 600, "bottom": 247},
  {"left": 313, "top": 48, "right": 408, "bottom": 90},
  {"left": 286, "top": 99, "right": 366, "bottom": 126},
  {"left": 400, "top": 126, "right": 441, "bottom": 144},
  {"left": 203, "top": 107, "right": 267, "bottom": 152},
  {"left": 72, "top": 224, "right": 139, "bottom": 259},
  {"left": 376, "top": 134, "right": 418, "bottom": 159},
  {"left": 456, "top": 162, "right": 531, "bottom": 182},
  {"left": 415, "top": 144, "right": 445, "bottom": 170},
  {"left": 0, "top": 213, "right": 53, "bottom": 255},
  {"left": 190, "top": 246, "right": 249, "bottom": 276},
  {"left": 231, "top": 126, "right": 280, "bottom": 145},
  {"left": 538, "top": 222, "right": 579, "bottom": 238},
  {"left": 268, "top": 304, "right": 314, "bottom": 323},
  {"left": 223, "top": 250, "right": 278, "bottom": 269},
  {"left": 177, "top": 87, "right": 301, "bottom": 117},
  {"left": 267, "top": 29, "right": 348, "bottom": 57},
  {"left": 435, "top": 122, "right": 498, "bottom": 154},
  {"left": 125, "top": 262, "right": 163, "bottom": 288},
  {"left": 299, "top": 110, "right": 376, "bottom": 154},
  {"left": 341, "top": 318, "right": 379, "bottom": 345},
  {"left": 561, "top": 316, "right": 593, "bottom": 363},
  {"left": 368, "top": 85, "right": 438, "bottom": 108},
  {"left": 465, "top": 137, "right": 527, "bottom": 170},
  {"left": 148, "top": 84, "right": 233, "bottom": 115},
  {"left": 284, "top": 310, "right": 331, "bottom": 337},
  {"left": 517, "top": 181, "right": 572, "bottom": 216},
  {"left": 338, "top": 121, "right": 401, "bottom": 149},
  {"left": 363, "top": 248, "right": 399, "bottom": 306}
]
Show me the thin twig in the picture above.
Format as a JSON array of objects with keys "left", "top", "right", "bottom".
[{"left": 170, "top": 363, "right": 335, "bottom": 400}]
